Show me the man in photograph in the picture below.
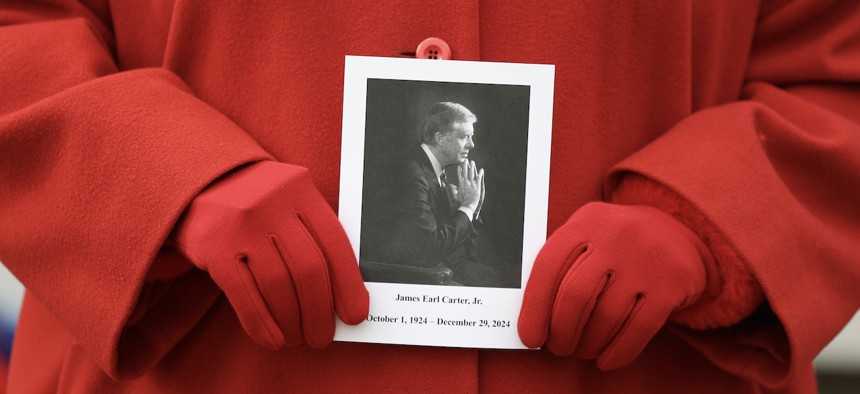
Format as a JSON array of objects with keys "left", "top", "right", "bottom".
[{"left": 383, "top": 102, "right": 500, "bottom": 287}]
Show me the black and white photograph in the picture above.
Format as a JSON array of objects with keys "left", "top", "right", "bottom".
[
  {"left": 337, "top": 56, "right": 553, "bottom": 349},
  {"left": 358, "top": 80, "right": 530, "bottom": 289}
]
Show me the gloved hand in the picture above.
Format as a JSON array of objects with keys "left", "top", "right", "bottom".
[
  {"left": 170, "top": 161, "right": 369, "bottom": 350},
  {"left": 518, "top": 202, "right": 718, "bottom": 370}
]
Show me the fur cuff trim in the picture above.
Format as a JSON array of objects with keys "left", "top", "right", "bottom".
[{"left": 610, "top": 173, "right": 764, "bottom": 329}]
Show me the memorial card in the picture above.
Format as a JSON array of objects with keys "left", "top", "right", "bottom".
[{"left": 336, "top": 56, "right": 554, "bottom": 348}]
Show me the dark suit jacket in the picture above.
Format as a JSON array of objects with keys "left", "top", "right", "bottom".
[{"left": 383, "top": 145, "right": 479, "bottom": 268}]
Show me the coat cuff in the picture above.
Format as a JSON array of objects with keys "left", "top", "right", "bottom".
[
  {"left": 119, "top": 257, "right": 221, "bottom": 379},
  {"left": 608, "top": 173, "right": 764, "bottom": 329}
]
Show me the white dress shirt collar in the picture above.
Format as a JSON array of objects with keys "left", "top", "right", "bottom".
[{"left": 420, "top": 143, "right": 445, "bottom": 186}]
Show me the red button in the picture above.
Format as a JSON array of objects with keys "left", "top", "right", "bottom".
[{"left": 416, "top": 37, "right": 451, "bottom": 60}]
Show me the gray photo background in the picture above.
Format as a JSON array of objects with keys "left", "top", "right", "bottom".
[{"left": 359, "top": 79, "right": 531, "bottom": 288}]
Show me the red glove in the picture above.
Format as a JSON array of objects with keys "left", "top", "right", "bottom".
[
  {"left": 171, "top": 161, "right": 369, "bottom": 350},
  {"left": 518, "top": 202, "right": 718, "bottom": 370}
]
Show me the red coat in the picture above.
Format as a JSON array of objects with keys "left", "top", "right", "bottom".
[
  {"left": 2, "top": 0, "right": 859, "bottom": 392},
  {"left": 0, "top": 351, "right": 6, "bottom": 394}
]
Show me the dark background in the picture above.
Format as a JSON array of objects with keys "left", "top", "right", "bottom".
[{"left": 359, "top": 79, "right": 531, "bottom": 288}]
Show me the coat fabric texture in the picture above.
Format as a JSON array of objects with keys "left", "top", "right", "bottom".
[
  {"left": 0, "top": 351, "right": 6, "bottom": 394},
  {"left": 1, "top": 0, "right": 859, "bottom": 392}
]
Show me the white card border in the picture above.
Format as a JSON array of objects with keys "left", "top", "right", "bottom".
[{"left": 336, "top": 56, "right": 554, "bottom": 349}]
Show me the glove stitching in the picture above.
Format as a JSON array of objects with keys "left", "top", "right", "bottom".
[
  {"left": 270, "top": 212, "right": 334, "bottom": 347},
  {"left": 231, "top": 257, "right": 280, "bottom": 347},
  {"left": 577, "top": 271, "right": 627, "bottom": 359},
  {"left": 550, "top": 247, "right": 608, "bottom": 355},
  {"left": 599, "top": 293, "right": 646, "bottom": 368},
  {"left": 293, "top": 212, "right": 335, "bottom": 301},
  {"left": 268, "top": 234, "right": 308, "bottom": 341},
  {"left": 591, "top": 283, "right": 639, "bottom": 359},
  {"left": 263, "top": 235, "right": 307, "bottom": 346},
  {"left": 568, "top": 272, "right": 609, "bottom": 356}
]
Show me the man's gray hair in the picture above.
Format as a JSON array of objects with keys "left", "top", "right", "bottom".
[{"left": 421, "top": 102, "right": 476, "bottom": 145}]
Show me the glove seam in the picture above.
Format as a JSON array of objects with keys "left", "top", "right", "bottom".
[{"left": 232, "top": 259, "right": 281, "bottom": 346}]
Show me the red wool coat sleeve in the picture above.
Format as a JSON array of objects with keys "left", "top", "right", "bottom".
[
  {"left": 605, "top": 1, "right": 860, "bottom": 387},
  {"left": 0, "top": 0, "right": 271, "bottom": 379}
]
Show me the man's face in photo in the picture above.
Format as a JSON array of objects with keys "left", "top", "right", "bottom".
[{"left": 436, "top": 121, "right": 475, "bottom": 167}]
